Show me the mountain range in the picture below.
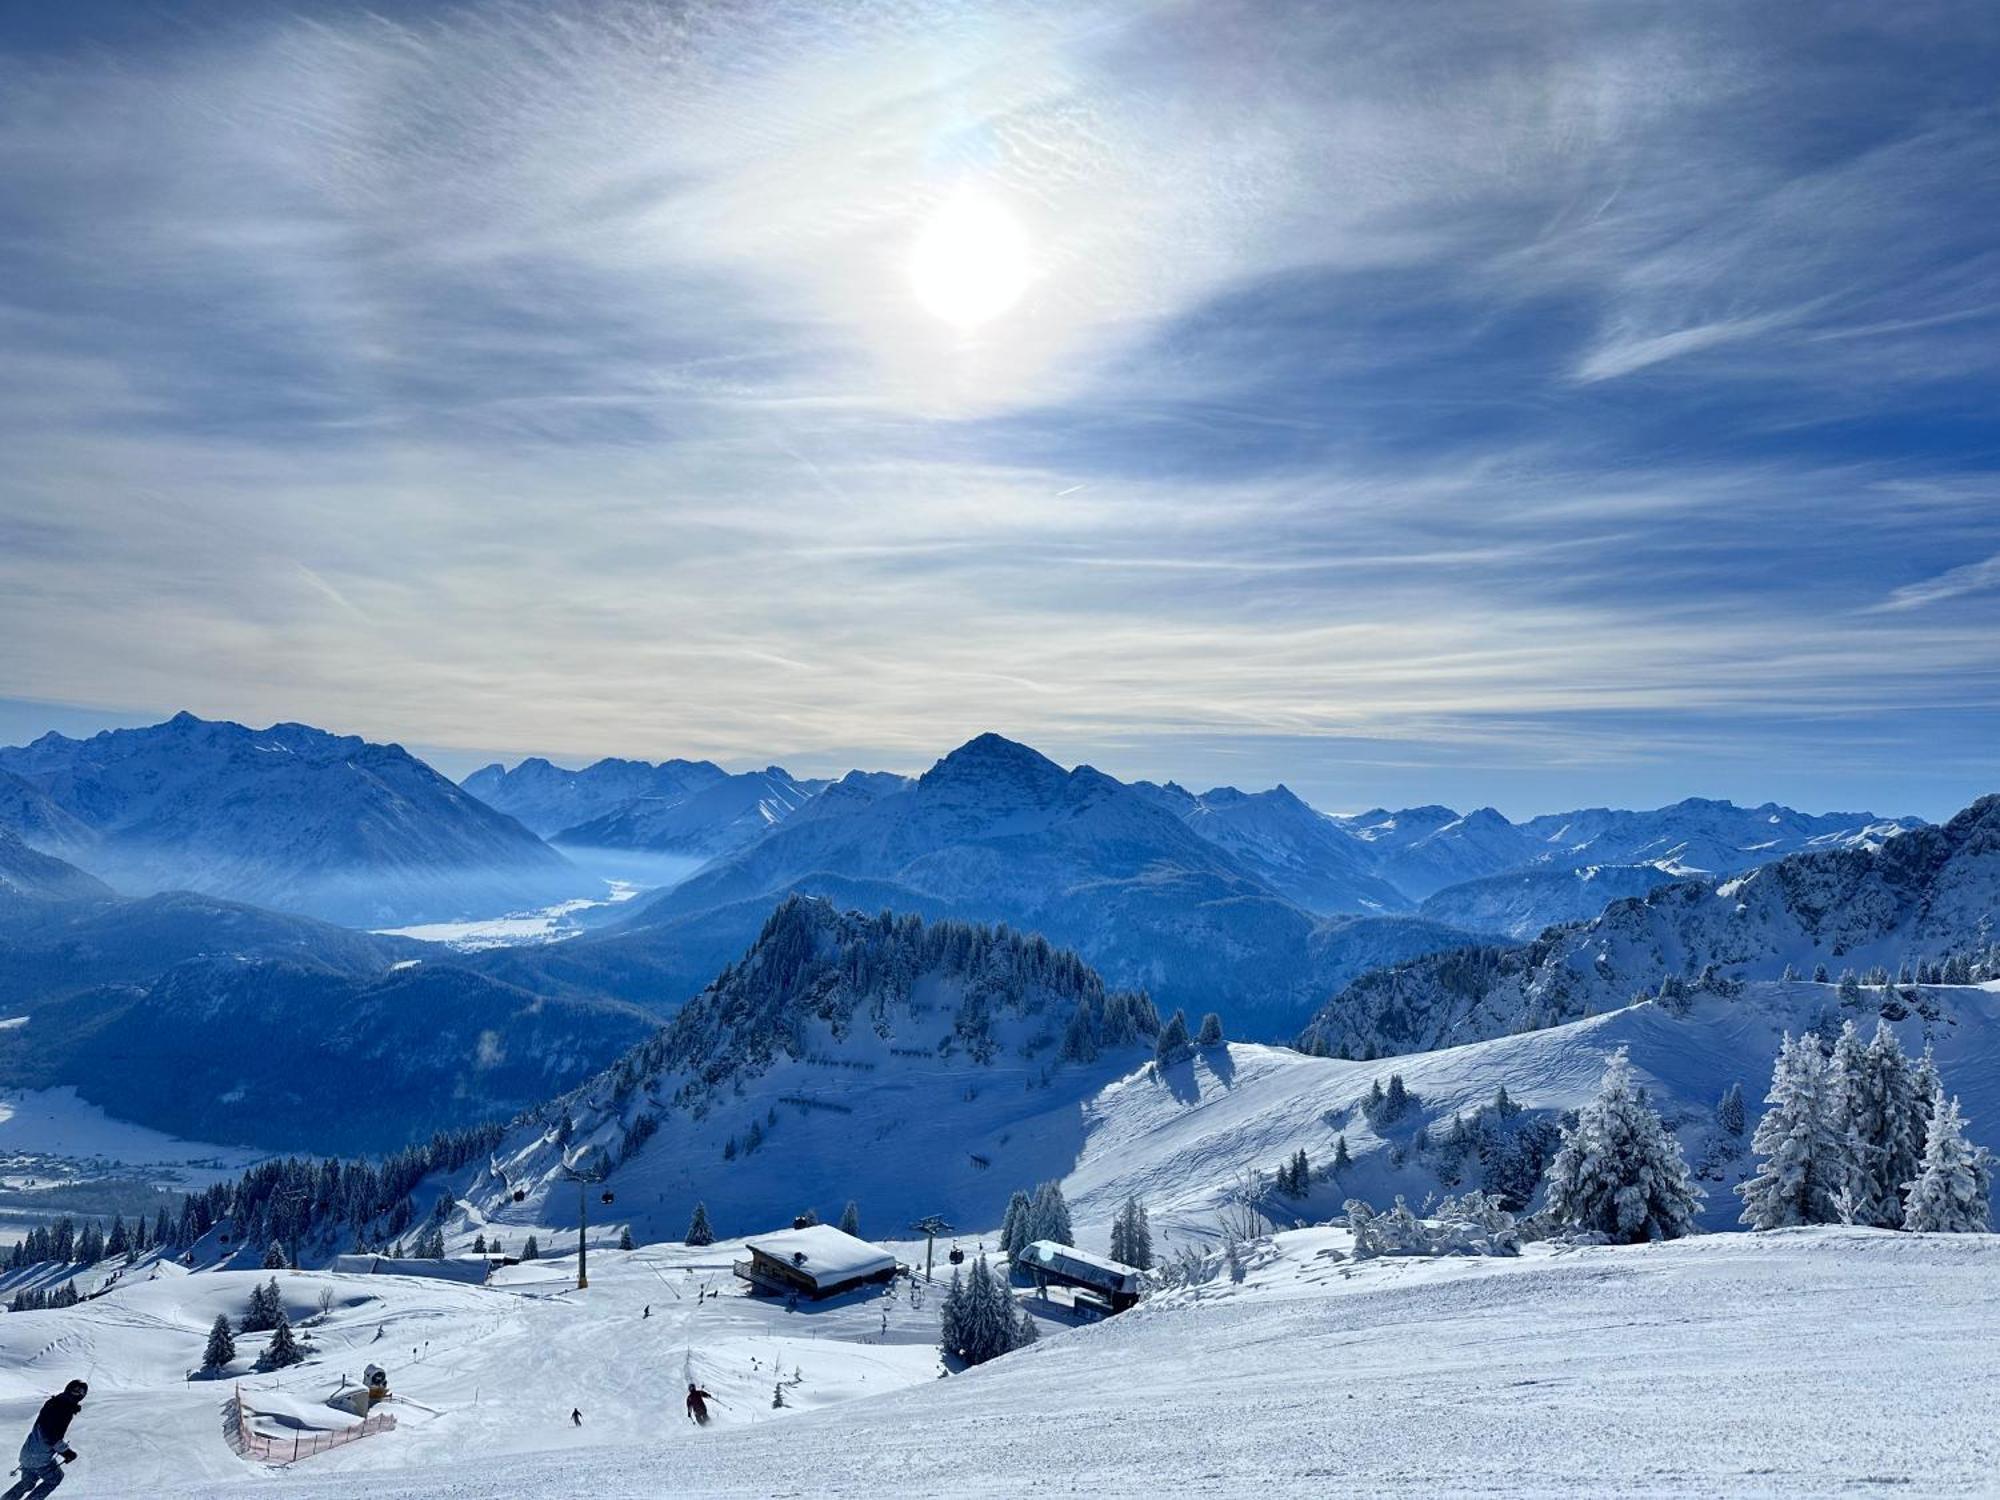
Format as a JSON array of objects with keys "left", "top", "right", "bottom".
[
  {"left": 1297, "top": 793, "right": 2000, "bottom": 1059},
  {"left": 0, "top": 714, "right": 588, "bottom": 927}
]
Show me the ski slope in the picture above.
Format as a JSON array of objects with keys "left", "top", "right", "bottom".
[{"left": 119, "top": 1227, "right": 2000, "bottom": 1497}]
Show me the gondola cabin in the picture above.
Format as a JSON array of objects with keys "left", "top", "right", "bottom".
[
  {"left": 734, "top": 1224, "right": 899, "bottom": 1300},
  {"left": 1018, "top": 1240, "right": 1144, "bottom": 1313}
]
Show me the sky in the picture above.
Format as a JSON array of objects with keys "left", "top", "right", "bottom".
[{"left": 3, "top": 1, "right": 1999, "bottom": 820}]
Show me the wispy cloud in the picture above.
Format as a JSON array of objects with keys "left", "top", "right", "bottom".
[{"left": 1, "top": 1, "right": 1998, "bottom": 814}]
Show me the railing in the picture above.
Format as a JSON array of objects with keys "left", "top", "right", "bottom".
[{"left": 225, "top": 1385, "right": 396, "bottom": 1465}]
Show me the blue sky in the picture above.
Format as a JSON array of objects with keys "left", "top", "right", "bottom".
[{"left": 3, "top": 2, "right": 1998, "bottom": 819}]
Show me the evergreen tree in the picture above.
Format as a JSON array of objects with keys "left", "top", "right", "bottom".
[
  {"left": 1154, "top": 1010, "right": 1192, "bottom": 1067},
  {"left": 263, "top": 1240, "right": 288, "bottom": 1270},
  {"left": 264, "top": 1309, "right": 304, "bottom": 1369},
  {"left": 1333, "top": 1134, "right": 1353, "bottom": 1174},
  {"left": 1196, "top": 1012, "right": 1224, "bottom": 1047},
  {"left": 1013, "top": 1300, "right": 1039, "bottom": 1346},
  {"left": 472, "top": 1234, "right": 487, "bottom": 1254},
  {"left": 203, "top": 1313, "right": 236, "bottom": 1372},
  {"left": 998, "top": 1191, "right": 1033, "bottom": 1258},
  {"left": 686, "top": 1203, "right": 714, "bottom": 1247},
  {"left": 618, "top": 1226, "right": 635, "bottom": 1251},
  {"left": 1838, "top": 970, "right": 1861, "bottom": 1001},
  {"left": 1385, "top": 1074, "right": 1409, "bottom": 1120},
  {"left": 522, "top": 1235, "right": 540, "bottom": 1261},
  {"left": 1027, "top": 1181, "right": 1074, "bottom": 1247},
  {"left": 1835, "top": 1021, "right": 1924, "bottom": 1228},
  {"left": 938, "top": 1266, "right": 967, "bottom": 1359},
  {"left": 838, "top": 1200, "right": 861, "bottom": 1237},
  {"left": 241, "top": 1279, "right": 279, "bottom": 1334},
  {"left": 1543, "top": 1050, "right": 1702, "bottom": 1243},
  {"left": 106, "top": 1216, "right": 130, "bottom": 1260},
  {"left": 1903, "top": 1087, "right": 1993, "bottom": 1233},
  {"left": 1113, "top": 1196, "right": 1153, "bottom": 1270},
  {"left": 1812, "top": 963, "right": 1830, "bottom": 984},
  {"left": 1717, "top": 1082, "right": 1746, "bottom": 1137},
  {"left": 1738, "top": 1033, "right": 1846, "bottom": 1229}
]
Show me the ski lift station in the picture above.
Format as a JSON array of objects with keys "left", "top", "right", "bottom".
[
  {"left": 1018, "top": 1240, "right": 1144, "bottom": 1314},
  {"left": 734, "top": 1224, "right": 900, "bottom": 1300}
]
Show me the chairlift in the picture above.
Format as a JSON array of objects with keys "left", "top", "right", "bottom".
[
  {"left": 600, "top": 1190, "right": 615, "bottom": 1206},
  {"left": 947, "top": 1244, "right": 965, "bottom": 1266}
]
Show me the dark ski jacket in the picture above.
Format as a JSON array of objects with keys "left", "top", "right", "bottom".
[
  {"left": 33, "top": 1394, "right": 80, "bottom": 1449},
  {"left": 686, "top": 1389, "right": 713, "bottom": 1418}
]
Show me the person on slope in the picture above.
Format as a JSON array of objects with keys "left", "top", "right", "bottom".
[
  {"left": 570, "top": 1408, "right": 583, "bottom": 1427},
  {"left": 685, "top": 1384, "right": 716, "bottom": 1426},
  {"left": 2, "top": 1380, "right": 86, "bottom": 1499}
]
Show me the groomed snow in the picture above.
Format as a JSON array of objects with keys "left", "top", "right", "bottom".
[{"left": 136, "top": 1227, "right": 2000, "bottom": 1498}]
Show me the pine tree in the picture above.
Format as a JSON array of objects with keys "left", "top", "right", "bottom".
[
  {"left": 1835, "top": 1021, "right": 1924, "bottom": 1228},
  {"left": 1903, "top": 1087, "right": 1993, "bottom": 1233},
  {"left": 1013, "top": 1299, "right": 1039, "bottom": 1346},
  {"left": 1154, "top": 1010, "right": 1191, "bottom": 1067},
  {"left": 1333, "top": 1134, "right": 1353, "bottom": 1173},
  {"left": 264, "top": 1309, "right": 304, "bottom": 1369},
  {"left": 1121, "top": 1197, "right": 1153, "bottom": 1270},
  {"left": 522, "top": 1235, "right": 540, "bottom": 1261},
  {"left": 263, "top": 1240, "right": 288, "bottom": 1270},
  {"left": 1717, "top": 1082, "right": 1746, "bottom": 1137},
  {"left": 998, "top": 1191, "right": 1033, "bottom": 1258},
  {"left": 1542, "top": 1050, "right": 1703, "bottom": 1243},
  {"left": 241, "top": 1279, "right": 278, "bottom": 1334},
  {"left": 686, "top": 1203, "right": 714, "bottom": 1247},
  {"left": 1812, "top": 963, "right": 1830, "bottom": 984},
  {"left": 838, "top": 1200, "right": 861, "bottom": 1237},
  {"left": 618, "top": 1226, "right": 634, "bottom": 1251},
  {"left": 1385, "top": 1074, "right": 1409, "bottom": 1120},
  {"left": 472, "top": 1234, "right": 487, "bottom": 1254},
  {"left": 938, "top": 1266, "right": 967, "bottom": 1359},
  {"left": 1196, "top": 1012, "right": 1224, "bottom": 1047},
  {"left": 1738, "top": 1033, "right": 1846, "bottom": 1229},
  {"left": 1028, "top": 1181, "right": 1073, "bottom": 1247},
  {"left": 106, "top": 1216, "right": 129, "bottom": 1260},
  {"left": 202, "top": 1313, "right": 236, "bottom": 1372}
]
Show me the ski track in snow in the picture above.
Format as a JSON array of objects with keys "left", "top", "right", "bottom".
[{"left": 0, "top": 1227, "right": 1968, "bottom": 1498}]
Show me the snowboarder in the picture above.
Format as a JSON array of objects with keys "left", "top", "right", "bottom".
[
  {"left": 2, "top": 1380, "right": 86, "bottom": 1499},
  {"left": 643, "top": 1305, "right": 651, "bottom": 1319},
  {"left": 685, "top": 1384, "right": 715, "bottom": 1426},
  {"left": 570, "top": 1408, "right": 583, "bottom": 1427}
]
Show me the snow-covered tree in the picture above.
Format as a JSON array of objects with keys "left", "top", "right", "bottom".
[
  {"left": 1812, "top": 962, "right": 1830, "bottom": 984},
  {"left": 1028, "top": 1180, "right": 1073, "bottom": 1247},
  {"left": 1903, "top": 1087, "right": 1993, "bottom": 1233},
  {"left": 1196, "top": 1012, "right": 1224, "bottom": 1047},
  {"left": 685, "top": 1202, "right": 714, "bottom": 1247},
  {"left": 1838, "top": 970, "right": 1861, "bottom": 1002},
  {"left": 1542, "top": 1050, "right": 1702, "bottom": 1243},
  {"left": 522, "top": 1235, "right": 540, "bottom": 1261},
  {"left": 472, "top": 1233, "right": 487, "bottom": 1254},
  {"left": 1332, "top": 1134, "right": 1353, "bottom": 1174},
  {"left": 1108, "top": 1195, "right": 1153, "bottom": 1270},
  {"left": 618, "top": 1226, "right": 634, "bottom": 1251},
  {"left": 938, "top": 1266, "right": 966, "bottom": 1359},
  {"left": 998, "top": 1191, "right": 1033, "bottom": 1258},
  {"left": 202, "top": 1313, "right": 236, "bottom": 1372},
  {"left": 262, "top": 1240, "right": 288, "bottom": 1270},
  {"left": 1832, "top": 1021, "right": 1925, "bottom": 1228},
  {"left": 1154, "top": 1010, "right": 1192, "bottom": 1067},
  {"left": 1716, "top": 1082, "right": 1746, "bottom": 1137},
  {"left": 241, "top": 1278, "right": 279, "bottom": 1334},
  {"left": 1738, "top": 1033, "right": 1846, "bottom": 1229},
  {"left": 838, "top": 1200, "right": 861, "bottom": 1237},
  {"left": 263, "top": 1309, "right": 304, "bottom": 1370}
]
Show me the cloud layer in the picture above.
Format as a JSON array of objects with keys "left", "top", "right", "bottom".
[{"left": 3, "top": 1, "right": 1998, "bottom": 815}]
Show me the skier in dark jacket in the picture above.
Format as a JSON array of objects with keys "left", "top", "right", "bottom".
[
  {"left": 2, "top": 1381, "right": 85, "bottom": 1499},
  {"left": 685, "top": 1384, "right": 715, "bottom": 1425}
]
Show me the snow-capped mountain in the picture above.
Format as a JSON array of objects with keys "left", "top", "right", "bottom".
[
  {"left": 0, "top": 826, "right": 112, "bottom": 907},
  {"left": 1299, "top": 793, "right": 2000, "bottom": 1058},
  {"left": 0, "top": 713, "right": 588, "bottom": 927},
  {"left": 1134, "top": 781, "right": 1408, "bottom": 915},
  {"left": 1418, "top": 862, "right": 1682, "bottom": 940},
  {"left": 592, "top": 735, "right": 1488, "bottom": 1038},
  {"left": 1515, "top": 797, "right": 1920, "bottom": 875},
  {"left": 1336, "top": 804, "right": 1534, "bottom": 900},
  {"left": 468, "top": 895, "right": 1166, "bottom": 1237},
  {"left": 554, "top": 766, "right": 826, "bottom": 860},
  {"left": 461, "top": 755, "right": 730, "bottom": 838}
]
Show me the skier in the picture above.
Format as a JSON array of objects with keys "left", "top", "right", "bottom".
[
  {"left": 2, "top": 1380, "right": 86, "bottom": 1499},
  {"left": 685, "top": 1383, "right": 715, "bottom": 1426},
  {"left": 643, "top": 1305, "right": 651, "bottom": 1320},
  {"left": 570, "top": 1408, "right": 583, "bottom": 1427}
]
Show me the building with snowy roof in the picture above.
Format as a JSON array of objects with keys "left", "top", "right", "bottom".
[
  {"left": 329, "top": 1254, "right": 493, "bottom": 1285},
  {"left": 1018, "top": 1240, "right": 1144, "bottom": 1312},
  {"left": 734, "top": 1224, "right": 899, "bottom": 1300}
]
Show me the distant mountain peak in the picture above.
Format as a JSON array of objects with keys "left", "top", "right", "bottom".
[{"left": 921, "top": 733, "right": 1067, "bottom": 788}]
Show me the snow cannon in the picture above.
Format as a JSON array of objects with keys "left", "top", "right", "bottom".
[{"left": 364, "top": 1364, "right": 391, "bottom": 1403}]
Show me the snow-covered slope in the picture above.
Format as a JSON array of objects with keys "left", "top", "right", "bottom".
[
  {"left": 143, "top": 1227, "right": 2000, "bottom": 1499},
  {"left": 556, "top": 767, "right": 824, "bottom": 860},
  {"left": 461, "top": 755, "right": 729, "bottom": 838},
  {"left": 1418, "top": 862, "right": 1682, "bottom": 940},
  {"left": 1136, "top": 781, "right": 1409, "bottom": 915},
  {"left": 1301, "top": 793, "right": 2000, "bottom": 1058},
  {"left": 0, "top": 714, "right": 589, "bottom": 927}
]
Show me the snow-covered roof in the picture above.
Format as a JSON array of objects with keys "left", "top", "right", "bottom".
[
  {"left": 742, "top": 1225, "right": 897, "bottom": 1287},
  {"left": 1019, "top": 1240, "right": 1142, "bottom": 1292},
  {"left": 330, "top": 1255, "right": 492, "bottom": 1285}
]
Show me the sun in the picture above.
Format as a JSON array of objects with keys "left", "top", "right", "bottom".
[{"left": 909, "top": 190, "right": 1030, "bottom": 329}]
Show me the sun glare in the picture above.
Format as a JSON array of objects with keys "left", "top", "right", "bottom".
[{"left": 909, "top": 191, "right": 1030, "bottom": 329}]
